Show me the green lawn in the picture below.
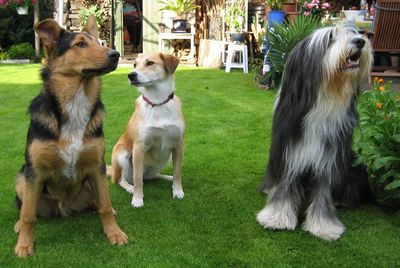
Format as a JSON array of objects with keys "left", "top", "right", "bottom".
[{"left": 0, "top": 64, "right": 399, "bottom": 267}]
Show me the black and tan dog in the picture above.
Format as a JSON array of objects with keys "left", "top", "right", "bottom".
[{"left": 14, "top": 15, "right": 128, "bottom": 258}]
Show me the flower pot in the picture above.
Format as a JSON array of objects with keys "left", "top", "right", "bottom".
[
  {"left": 231, "top": 33, "right": 245, "bottom": 43},
  {"left": 17, "top": 6, "right": 29, "bottom": 15},
  {"left": 283, "top": 2, "right": 296, "bottom": 14},
  {"left": 172, "top": 19, "right": 187, "bottom": 33},
  {"left": 268, "top": 11, "right": 285, "bottom": 27}
]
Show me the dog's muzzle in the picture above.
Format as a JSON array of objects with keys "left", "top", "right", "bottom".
[
  {"left": 128, "top": 72, "right": 138, "bottom": 84},
  {"left": 128, "top": 71, "right": 141, "bottom": 86},
  {"left": 128, "top": 71, "right": 151, "bottom": 86},
  {"left": 82, "top": 50, "right": 120, "bottom": 76},
  {"left": 345, "top": 38, "right": 365, "bottom": 69}
]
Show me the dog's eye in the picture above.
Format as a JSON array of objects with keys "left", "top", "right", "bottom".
[
  {"left": 76, "top": 42, "right": 86, "bottom": 48},
  {"left": 146, "top": 61, "right": 154, "bottom": 67}
]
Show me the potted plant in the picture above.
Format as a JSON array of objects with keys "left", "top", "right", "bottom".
[
  {"left": 283, "top": 1, "right": 297, "bottom": 13},
  {"left": 158, "top": 0, "right": 199, "bottom": 32},
  {"left": 0, "top": 0, "right": 37, "bottom": 15},
  {"left": 301, "top": 0, "right": 332, "bottom": 20},
  {"left": 225, "top": 0, "right": 246, "bottom": 43},
  {"left": 265, "top": 0, "right": 286, "bottom": 26},
  {"left": 257, "top": 15, "right": 321, "bottom": 88},
  {"left": 283, "top": 1, "right": 300, "bottom": 21}
]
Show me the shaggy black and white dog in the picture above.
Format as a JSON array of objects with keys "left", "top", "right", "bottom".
[{"left": 257, "top": 26, "right": 373, "bottom": 241}]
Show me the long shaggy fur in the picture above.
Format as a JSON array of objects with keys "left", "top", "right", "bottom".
[{"left": 257, "top": 26, "right": 373, "bottom": 241}]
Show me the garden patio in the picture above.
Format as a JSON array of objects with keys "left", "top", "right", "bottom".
[{"left": 0, "top": 64, "right": 399, "bottom": 267}]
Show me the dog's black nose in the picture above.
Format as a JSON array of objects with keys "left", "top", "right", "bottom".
[
  {"left": 128, "top": 72, "right": 137, "bottom": 81},
  {"left": 352, "top": 38, "right": 365, "bottom": 49},
  {"left": 107, "top": 50, "right": 120, "bottom": 62}
]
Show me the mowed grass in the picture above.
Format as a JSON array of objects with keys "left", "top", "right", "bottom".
[{"left": 0, "top": 64, "right": 399, "bottom": 267}]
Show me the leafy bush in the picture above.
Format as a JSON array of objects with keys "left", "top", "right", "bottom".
[
  {"left": 259, "top": 15, "right": 321, "bottom": 88},
  {"left": 6, "top": 42, "right": 35, "bottom": 59},
  {"left": 79, "top": 5, "right": 105, "bottom": 27},
  {"left": 354, "top": 79, "right": 400, "bottom": 208},
  {"left": 0, "top": 0, "right": 54, "bottom": 50}
]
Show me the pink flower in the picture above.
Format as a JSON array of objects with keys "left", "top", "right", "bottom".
[
  {"left": 322, "top": 2, "right": 331, "bottom": 9},
  {"left": 304, "top": 11, "right": 311, "bottom": 16}
]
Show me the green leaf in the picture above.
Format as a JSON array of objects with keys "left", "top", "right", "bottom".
[
  {"left": 392, "top": 134, "right": 400, "bottom": 143},
  {"left": 372, "top": 156, "right": 400, "bottom": 170},
  {"left": 384, "top": 180, "right": 400, "bottom": 190}
]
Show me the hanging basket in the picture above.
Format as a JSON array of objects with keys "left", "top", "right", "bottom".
[{"left": 17, "top": 6, "right": 29, "bottom": 15}]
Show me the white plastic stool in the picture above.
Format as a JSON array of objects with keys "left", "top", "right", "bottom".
[{"left": 225, "top": 43, "right": 248, "bottom": 74}]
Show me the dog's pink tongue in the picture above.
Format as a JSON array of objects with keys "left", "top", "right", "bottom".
[{"left": 346, "top": 58, "right": 360, "bottom": 67}]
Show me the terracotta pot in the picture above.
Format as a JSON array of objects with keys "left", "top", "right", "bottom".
[{"left": 283, "top": 2, "right": 296, "bottom": 14}]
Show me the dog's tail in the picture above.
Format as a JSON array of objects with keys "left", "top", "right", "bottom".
[
  {"left": 106, "top": 165, "right": 113, "bottom": 178},
  {"left": 109, "top": 145, "right": 123, "bottom": 184},
  {"left": 109, "top": 163, "right": 122, "bottom": 184}
]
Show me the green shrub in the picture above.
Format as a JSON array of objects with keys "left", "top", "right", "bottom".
[
  {"left": 258, "top": 15, "right": 321, "bottom": 88},
  {"left": 0, "top": 1, "right": 54, "bottom": 51},
  {"left": 7, "top": 42, "right": 35, "bottom": 59},
  {"left": 354, "top": 79, "right": 400, "bottom": 208},
  {"left": 79, "top": 5, "right": 105, "bottom": 27}
]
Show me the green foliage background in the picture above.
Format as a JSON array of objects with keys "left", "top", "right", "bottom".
[
  {"left": 0, "top": 1, "right": 53, "bottom": 51},
  {"left": 354, "top": 80, "right": 400, "bottom": 208}
]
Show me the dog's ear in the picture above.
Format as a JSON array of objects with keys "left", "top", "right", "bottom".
[
  {"left": 82, "top": 14, "right": 99, "bottom": 39},
  {"left": 34, "top": 19, "right": 63, "bottom": 55},
  {"left": 160, "top": 53, "right": 180, "bottom": 74}
]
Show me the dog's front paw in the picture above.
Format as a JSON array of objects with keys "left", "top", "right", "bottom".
[
  {"left": 256, "top": 204, "right": 297, "bottom": 230},
  {"left": 303, "top": 216, "right": 345, "bottom": 241},
  {"left": 131, "top": 196, "right": 144, "bottom": 208},
  {"left": 119, "top": 181, "right": 134, "bottom": 194},
  {"left": 105, "top": 227, "right": 129, "bottom": 245},
  {"left": 172, "top": 184, "right": 184, "bottom": 199},
  {"left": 15, "top": 241, "right": 34, "bottom": 258},
  {"left": 125, "top": 185, "right": 135, "bottom": 194}
]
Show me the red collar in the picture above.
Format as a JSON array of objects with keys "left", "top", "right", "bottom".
[{"left": 142, "top": 92, "right": 174, "bottom": 107}]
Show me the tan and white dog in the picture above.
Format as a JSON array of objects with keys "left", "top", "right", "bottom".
[{"left": 110, "top": 53, "right": 185, "bottom": 207}]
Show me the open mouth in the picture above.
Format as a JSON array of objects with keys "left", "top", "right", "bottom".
[
  {"left": 345, "top": 50, "right": 361, "bottom": 69},
  {"left": 82, "top": 63, "right": 118, "bottom": 76}
]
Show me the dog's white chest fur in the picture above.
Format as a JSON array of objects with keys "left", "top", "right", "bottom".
[
  {"left": 138, "top": 99, "right": 184, "bottom": 168},
  {"left": 59, "top": 85, "right": 91, "bottom": 178}
]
